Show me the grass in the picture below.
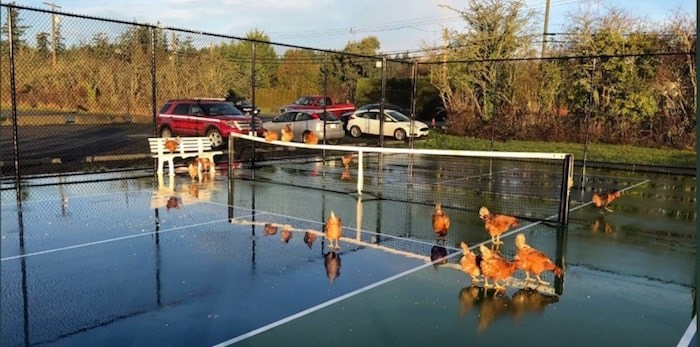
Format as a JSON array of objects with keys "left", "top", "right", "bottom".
[{"left": 413, "top": 133, "right": 696, "bottom": 169}]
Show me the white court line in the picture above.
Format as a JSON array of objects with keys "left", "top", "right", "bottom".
[
  {"left": 211, "top": 251, "right": 463, "bottom": 347},
  {"left": 0, "top": 219, "right": 231, "bottom": 262},
  {"left": 676, "top": 315, "right": 696, "bottom": 347}
]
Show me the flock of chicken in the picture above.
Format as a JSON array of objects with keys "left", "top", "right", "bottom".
[
  {"left": 264, "top": 124, "right": 319, "bottom": 144},
  {"left": 434, "top": 188, "right": 622, "bottom": 291}
]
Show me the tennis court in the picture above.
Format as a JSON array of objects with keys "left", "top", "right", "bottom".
[{"left": 0, "top": 152, "right": 695, "bottom": 346}]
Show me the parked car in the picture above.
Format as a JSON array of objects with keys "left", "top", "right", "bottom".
[
  {"left": 234, "top": 100, "right": 261, "bottom": 116},
  {"left": 263, "top": 110, "right": 345, "bottom": 144},
  {"left": 340, "top": 103, "right": 410, "bottom": 132},
  {"left": 157, "top": 98, "right": 263, "bottom": 148},
  {"left": 279, "top": 95, "right": 355, "bottom": 117},
  {"left": 346, "top": 109, "right": 429, "bottom": 141}
]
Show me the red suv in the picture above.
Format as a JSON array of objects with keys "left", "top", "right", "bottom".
[{"left": 157, "top": 98, "right": 263, "bottom": 148}]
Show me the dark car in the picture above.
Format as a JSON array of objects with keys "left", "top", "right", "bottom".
[
  {"left": 234, "top": 100, "right": 261, "bottom": 116},
  {"left": 340, "top": 103, "right": 411, "bottom": 132},
  {"left": 156, "top": 98, "right": 263, "bottom": 148}
]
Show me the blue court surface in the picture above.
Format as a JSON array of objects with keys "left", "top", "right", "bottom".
[{"left": 0, "top": 167, "right": 695, "bottom": 347}]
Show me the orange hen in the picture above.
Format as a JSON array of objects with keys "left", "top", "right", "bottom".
[
  {"left": 325, "top": 211, "right": 342, "bottom": 250},
  {"left": 303, "top": 231, "right": 317, "bottom": 249},
  {"left": 514, "top": 233, "right": 562, "bottom": 285},
  {"left": 164, "top": 137, "right": 179, "bottom": 153},
  {"left": 460, "top": 241, "right": 482, "bottom": 283},
  {"left": 264, "top": 129, "right": 279, "bottom": 142},
  {"left": 303, "top": 130, "right": 319, "bottom": 144},
  {"left": 341, "top": 153, "right": 353, "bottom": 168},
  {"left": 281, "top": 124, "right": 294, "bottom": 142},
  {"left": 432, "top": 203, "right": 450, "bottom": 243},
  {"left": 280, "top": 225, "right": 293, "bottom": 243},
  {"left": 479, "top": 206, "right": 519, "bottom": 245},
  {"left": 592, "top": 190, "right": 621, "bottom": 212},
  {"left": 479, "top": 244, "right": 519, "bottom": 290}
]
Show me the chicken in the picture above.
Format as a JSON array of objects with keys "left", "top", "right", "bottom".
[
  {"left": 303, "top": 130, "right": 319, "bottom": 144},
  {"left": 166, "top": 196, "right": 180, "bottom": 211},
  {"left": 514, "top": 233, "right": 563, "bottom": 285},
  {"left": 479, "top": 244, "right": 520, "bottom": 290},
  {"left": 430, "top": 245, "right": 448, "bottom": 269},
  {"left": 592, "top": 190, "right": 621, "bottom": 212},
  {"left": 197, "top": 157, "right": 212, "bottom": 173},
  {"left": 188, "top": 161, "right": 199, "bottom": 181},
  {"left": 303, "top": 231, "right": 317, "bottom": 249},
  {"left": 281, "top": 124, "right": 294, "bottom": 142},
  {"left": 460, "top": 241, "right": 482, "bottom": 283},
  {"left": 479, "top": 206, "right": 519, "bottom": 245},
  {"left": 280, "top": 225, "right": 293, "bottom": 243},
  {"left": 323, "top": 250, "right": 341, "bottom": 283},
  {"left": 341, "top": 153, "right": 353, "bottom": 168},
  {"left": 263, "top": 129, "right": 279, "bottom": 142},
  {"left": 264, "top": 223, "right": 278, "bottom": 236},
  {"left": 164, "top": 137, "right": 179, "bottom": 153},
  {"left": 324, "top": 210, "right": 342, "bottom": 250},
  {"left": 432, "top": 203, "right": 450, "bottom": 243},
  {"left": 511, "top": 287, "right": 559, "bottom": 321}
]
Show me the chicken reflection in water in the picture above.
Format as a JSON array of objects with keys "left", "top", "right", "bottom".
[
  {"left": 590, "top": 215, "right": 616, "bottom": 239},
  {"left": 511, "top": 287, "right": 559, "bottom": 321},
  {"left": 303, "top": 231, "right": 317, "bottom": 249},
  {"left": 341, "top": 167, "right": 352, "bottom": 181},
  {"left": 430, "top": 245, "right": 448, "bottom": 270},
  {"left": 323, "top": 249, "right": 341, "bottom": 284},
  {"left": 476, "top": 288, "right": 513, "bottom": 333},
  {"left": 166, "top": 196, "right": 180, "bottom": 211}
]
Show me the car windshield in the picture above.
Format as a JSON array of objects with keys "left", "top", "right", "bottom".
[
  {"left": 293, "top": 97, "right": 311, "bottom": 105},
  {"left": 386, "top": 110, "right": 410, "bottom": 121},
  {"left": 201, "top": 102, "right": 243, "bottom": 116}
]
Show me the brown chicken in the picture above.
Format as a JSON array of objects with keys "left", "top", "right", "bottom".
[
  {"left": 281, "top": 124, "right": 294, "bottom": 142},
  {"left": 341, "top": 153, "right": 353, "bottom": 168},
  {"left": 264, "top": 223, "right": 278, "bottom": 236},
  {"left": 430, "top": 245, "right": 448, "bottom": 269},
  {"left": 479, "top": 244, "right": 520, "bottom": 290},
  {"left": 514, "top": 233, "right": 562, "bottom": 285},
  {"left": 592, "top": 190, "right": 621, "bottom": 212},
  {"left": 280, "top": 225, "right": 293, "bottom": 243},
  {"left": 460, "top": 241, "right": 482, "bottom": 283},
  {"left": 166, "top": 196, "right": 180, "bottom": 211},
  {"left": 432, "top": 203, "right": 450, "bottom": 243},
  {"left": 324, "top": 250, "right": 341, "bottom": 283},
  {"left": 264, "top": 129, "right": 279, "bottom": 142},
  {"left": 197, "top": 157, "right": 212, "bottom": 173},
  {"left": 303, "top": 231, "right": 317, "bottom": 249},
  {"left": 479, "top": 206, "right": 519, "bottom": 245},
  {"left": 303, "top": 130, "right": 319, "bottom": 144},
  {"left": 164, "top": 137, "right": 179, "bottom": 153},
  {"left": 188, "top": 161, "right": 199, "bottom": 181},
  {"left": 325, "top": 210, "right": 342, "bottom": 250}
]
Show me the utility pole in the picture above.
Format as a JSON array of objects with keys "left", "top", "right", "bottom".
[
  {"left": 541, "top": 0, "right": 551, "bottom": 57},
  {"left": 43, "top": 1, "right": 61, "bottom": 66}
]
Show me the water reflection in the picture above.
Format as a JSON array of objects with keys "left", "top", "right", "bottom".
[
  {"left": 590, "top": 215, "right": 616, "bottom": 239},
  {"left": 511, "top": 287, "right": 559, "bottom": 321},
  {"left": 323, "top": 249, "right": 341, "bottom": 284},
  {"left": 430, "top": 245, "right": 448, "bottom": 270}
]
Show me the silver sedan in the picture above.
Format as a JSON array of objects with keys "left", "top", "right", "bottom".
[{"left": 263, "top": 110, "right": 345, "bottom": 144}]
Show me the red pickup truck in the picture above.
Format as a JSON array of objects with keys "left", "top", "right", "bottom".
[{"left": 279, "top": 95, "right": 355, "bottom": 117}]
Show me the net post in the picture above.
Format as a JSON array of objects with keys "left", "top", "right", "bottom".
[
  {"left": 558, "top": 154, "right": 574, "bottom": 225},
  {"left": 227, "top": 134, "right": 234, "bottom": 181},
  {"left": 357, "top": 150, "right": 364, "bottom": 195}
]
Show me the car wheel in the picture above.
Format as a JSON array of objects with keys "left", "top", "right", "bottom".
[
  {"left": 326, "top": 138, "right": 339, "bottom": 145},
  {"left": 160, "top": 127, "right": 173, "bottom": 138},
  {"left": 350, "top": 126, "right": 362, "bottom": 138},
  {"left": 394, "top": 128, "right": 407, "bottom": 141},
  {"left": 206, "top": 128, "right": 223, "bottom": 148}
]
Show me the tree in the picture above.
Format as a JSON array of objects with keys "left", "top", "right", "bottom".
[
  {"left": 329, "top": 36, "right": 381, "bottom": 101},
  {"left": 36, "top": 32, "right": 50, "bottom": 56},
  {"left": 219, "top": 29, "right": 278, "bottom": 96},
  {"left": 276, "top": 49, "right": 321, "bottom": 96},
  {"left": 1, "top": 3, "right": 29, "bottom": 51}
]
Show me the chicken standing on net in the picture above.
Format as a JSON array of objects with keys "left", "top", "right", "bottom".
[
  {"left": 264, "top": 129, "right": 279, "bottom": 142},
  {"left": 264, "top": 223, "right": 278, "bottom": 236},
  {"left": 280, "top": 225, "right": 293, "bottom": 243},
  {"left": 514, "top": 233, "right": 562, "bottom": 285},
  {"left": 432, "top": 203, "right": 450, "bottom": 244},
  {"left": 479, "top": 206, "right": 519, "bottom": 245},
  {"left": 281, "top": 124, "right": 294, "bottom": 142},
  {"left": 460, "top": 241, "right": 482, "bottom": 283},
  {"left": 479, "top": 244, "right": 520, "bottom": 290},
  {"left": 325, "top": 211, "right": 342, "bottom": 250},
  {"left": 592, "top": 190, "right": 621, "bottom": 212},
  {"left": 303, "top": 130, "right": 319, "bottom": 144}
]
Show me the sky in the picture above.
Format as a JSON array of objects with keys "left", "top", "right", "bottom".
[{"left": 6, "top": 0, "right": 697, "bottom": 55}]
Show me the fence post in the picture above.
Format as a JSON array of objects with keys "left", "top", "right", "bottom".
[{"left": 8, "top": 6, "right": 23, "bottom": 201}]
